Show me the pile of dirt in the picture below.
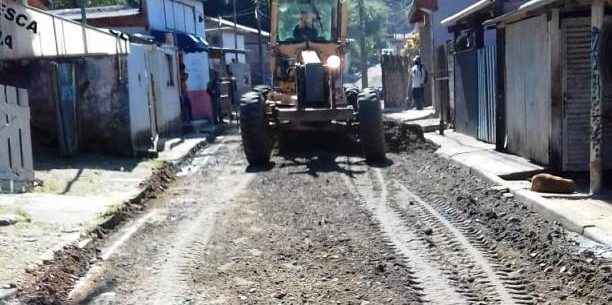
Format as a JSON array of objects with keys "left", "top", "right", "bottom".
[
  {"left": 388, "top": 153, "right": 612, "bottom": 305},
  {"left": 18, "top": 245, "right": 96, "bottom": 305},
  {"left": 383, "top": 121, "right": 438, "bottom": 153}
]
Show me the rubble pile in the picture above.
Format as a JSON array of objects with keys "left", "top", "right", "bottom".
[{"left": 383, "top": 121, "right": 438, "bottom": 152}]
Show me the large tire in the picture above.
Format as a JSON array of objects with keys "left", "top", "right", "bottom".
[
  {"left": 358, "top": 88, "right": 386, "bottom": 162},
  {"left": 240, "top": 92, "right": 271, "bottom": 166}
]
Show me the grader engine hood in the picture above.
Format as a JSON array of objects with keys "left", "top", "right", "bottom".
[{"left": 297, "top": 50, "right": 328, "bottom": 108}]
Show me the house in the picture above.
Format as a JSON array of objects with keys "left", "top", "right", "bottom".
[
  {"left": 0, "top": 0, "right": 132, "bottom": 189},
  {"left": 51, "top": 0, "right": 214, "bottom": 123},
  {"left": 1, "top": 0, "right": 183, "bottom": 155},
  {"left": 441, "top": 0, "right": 612, "bottom": 193},
  {"left": 407, "top": 0, "right": 483, "bottom": 113},
  {"left": 205, "top": 16, "right": 271, "bottom": 93},
  {"left": 439, "top": 0, "right": 501, "bottom": 146}
]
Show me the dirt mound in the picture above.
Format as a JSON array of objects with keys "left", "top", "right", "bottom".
[
  {"left": 388, "top": 153, "right": 612, "bottom": 305},
  {"left": 18, "top": 245, "right": 96, "bottom": 305},
  {"left": 384, "top": 121, "right": 438, "bottom": 153}
]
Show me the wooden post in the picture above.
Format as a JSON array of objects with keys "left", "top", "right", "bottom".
[
  {"left": 590, "top": 0, "right": 604, "bottom": 194},
  {"left": 550, "top": 9, "right": 563, "bottom": 168}
]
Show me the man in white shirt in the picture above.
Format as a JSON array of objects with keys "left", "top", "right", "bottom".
[{"left": 410, "top": 56, "right": 428, "bottom": 110}]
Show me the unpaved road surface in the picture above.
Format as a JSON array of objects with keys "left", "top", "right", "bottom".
[{"left": 22, "top": 129, "right": 610, "bottom": 305}]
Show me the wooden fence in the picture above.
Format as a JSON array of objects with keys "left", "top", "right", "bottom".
[{"left": 0, "top": 85, "right": 34, "bottom": 192}]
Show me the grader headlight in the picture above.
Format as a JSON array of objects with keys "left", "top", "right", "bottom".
[{"left": 326, "top": 55, "right": 342, "bottom": 70}]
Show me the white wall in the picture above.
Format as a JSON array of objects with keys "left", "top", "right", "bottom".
[
  {"left": 1, "top": 0, "right": 129, "bottom": 60},
  {"left": 184, "top": 52, "right": 210, "bottom": 91}
]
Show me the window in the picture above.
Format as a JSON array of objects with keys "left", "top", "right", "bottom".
[{"left": 276, "top": 0, "right": 337, "bottom": 43}]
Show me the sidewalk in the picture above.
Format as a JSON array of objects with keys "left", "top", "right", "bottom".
[
  {"left": 384, "top": 106, "right": 435, "bottom": 123},
  {"left": 425, "top": 130, "right": 612, "bottom": 247},
  {"left": 0, "top": 136, "right": 208, "bottom": 296}
]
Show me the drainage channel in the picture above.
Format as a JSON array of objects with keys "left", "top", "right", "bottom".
[{"left": 344, "top": 161, "right": 534, "bottom": 305}]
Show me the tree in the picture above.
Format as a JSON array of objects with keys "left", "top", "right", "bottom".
[{"left": 346, "top": 0, "right": 389, "bottom": 76}]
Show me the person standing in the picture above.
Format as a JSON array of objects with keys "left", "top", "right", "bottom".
[
  {"left": 207, "top": 69, "right": 222, "bottom": 124},
  {"left": 410, "top": 56, "right": 428, "bottom": 110}
]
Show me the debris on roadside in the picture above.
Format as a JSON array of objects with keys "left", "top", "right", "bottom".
[
  {"left": 531, "top": 173, "right": 576, "bottom": 194},
  {"left": 383, "top": 121, "right": 438, "bottom": 152}
]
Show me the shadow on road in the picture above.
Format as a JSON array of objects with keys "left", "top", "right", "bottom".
[{"left": 274, "top": 131, "right": 393, "bottom": 177}]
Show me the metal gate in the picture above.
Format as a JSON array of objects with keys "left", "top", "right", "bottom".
[
  {"left": 477, "top": 45, "right": 497, "bottom": 144},
  {"left": 0, "top": 85, "right": 34, "bottom": 192}
]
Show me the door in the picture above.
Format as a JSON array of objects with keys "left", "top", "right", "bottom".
[
  {"left": 477, "top": 45, "right": 497, "bottom": 144},
  {"left": 505, "top": 15, "right": 551, "bottom": 165},
  {"left": 53, "top": 63, "right": 79, "bottom": 156},
  {"left": 454, "top": 49, "right": 479, "bottom": 137}
]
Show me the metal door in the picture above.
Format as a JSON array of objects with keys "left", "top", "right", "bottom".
[
  {"left": 454, "top": 49, "right": 479, "bottom": 137},
  {"left": 477, "top": 45, "right": 497, "bottom": 144},
  {"left": 562, "top": 18, "right": 592, "bottom": 171}
]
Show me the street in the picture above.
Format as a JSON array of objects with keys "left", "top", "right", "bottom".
[{"left": 14, "top": 128, "right": 607, "bottom": 305}]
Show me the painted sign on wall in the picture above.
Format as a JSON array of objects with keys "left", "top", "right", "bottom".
[{"left": 0, "top": 0, "right": 128, "bottom": 59}]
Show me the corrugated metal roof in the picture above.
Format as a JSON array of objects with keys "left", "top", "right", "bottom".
[
  {"left": 483, "top": 0, "right": 561, "bottom": 25},
  {"left": 440, "top": 0, "right": 494, "bottom": 27},
  {"left": 49, "top": 5, "right": 141, "bottom": 21}
]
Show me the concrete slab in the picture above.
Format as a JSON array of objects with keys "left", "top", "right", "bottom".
[
  {"left": 427, "top": 131, "right": 544, "bottom": 177},
  {"left": 384, "top": 107, "right": 435, "bottom": 123}
]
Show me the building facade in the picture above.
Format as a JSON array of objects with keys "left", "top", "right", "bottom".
[{"left": 52, "top": 0, "right": 213, "bottom": 122}]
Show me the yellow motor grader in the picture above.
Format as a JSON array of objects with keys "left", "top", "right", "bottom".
[{"left": 240, "top": 0, "right": 385, "bottom": 165}]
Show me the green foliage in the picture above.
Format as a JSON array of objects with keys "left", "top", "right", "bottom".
[{"left": 347, "top": 0, "right": 390, "bottom": 72}]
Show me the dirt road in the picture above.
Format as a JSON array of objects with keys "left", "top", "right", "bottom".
[{"left": 19, "top": 129, "right": 610, "bottom": 305}]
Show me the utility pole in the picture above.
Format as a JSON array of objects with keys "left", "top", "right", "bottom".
[
  {"left": 80, "top": 0, "right": 87, "bottom": 25},
  {"left": 590, "top": 0, "right": 604, "bottom": 195},
  {"left": 255, "top": 0, "right": 266, "bottom": 85},
  {"left": 358, "top": 0, "right": 368, "bottom": 89},
  {"left": 233, "top": 0, "right": 239, "bottom": 63}
]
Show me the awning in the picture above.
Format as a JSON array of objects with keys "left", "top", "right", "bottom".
[
  {"left": 440, "top": 0, "right": 494, "bottom": 27},
  {"left": 483, "top": 0, "right": 561, "bottom": 26},
  {"left": 150, "top": 30, "right": 208, "bottom": 53}
]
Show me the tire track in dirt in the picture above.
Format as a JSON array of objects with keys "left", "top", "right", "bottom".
[
  {"left": 389, "top": 181, "right": 533, "bottom": 305},
  {"left": 344, "top": 161, "right": 469, "bottom": 305},
  {"left": 150, "top": 141, "right": 255, "bottom": 305},
  {"left": 344, "top": 159, "right": 543, "bottom": 305}
]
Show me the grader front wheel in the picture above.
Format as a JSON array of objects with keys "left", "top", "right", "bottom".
[
  {"left": 240, "top": 92, "right": 272, "bottom": 166},
  {"left": 358, "top": 88, "right": 386, "bottom": 162}
]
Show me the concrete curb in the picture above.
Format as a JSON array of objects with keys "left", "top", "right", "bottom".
[
  {"left": 430, "top": 137, "right": 612, "bottom": 248},
  {"left": 0, "top": 137, "right": 209, "bottom": 303}
]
